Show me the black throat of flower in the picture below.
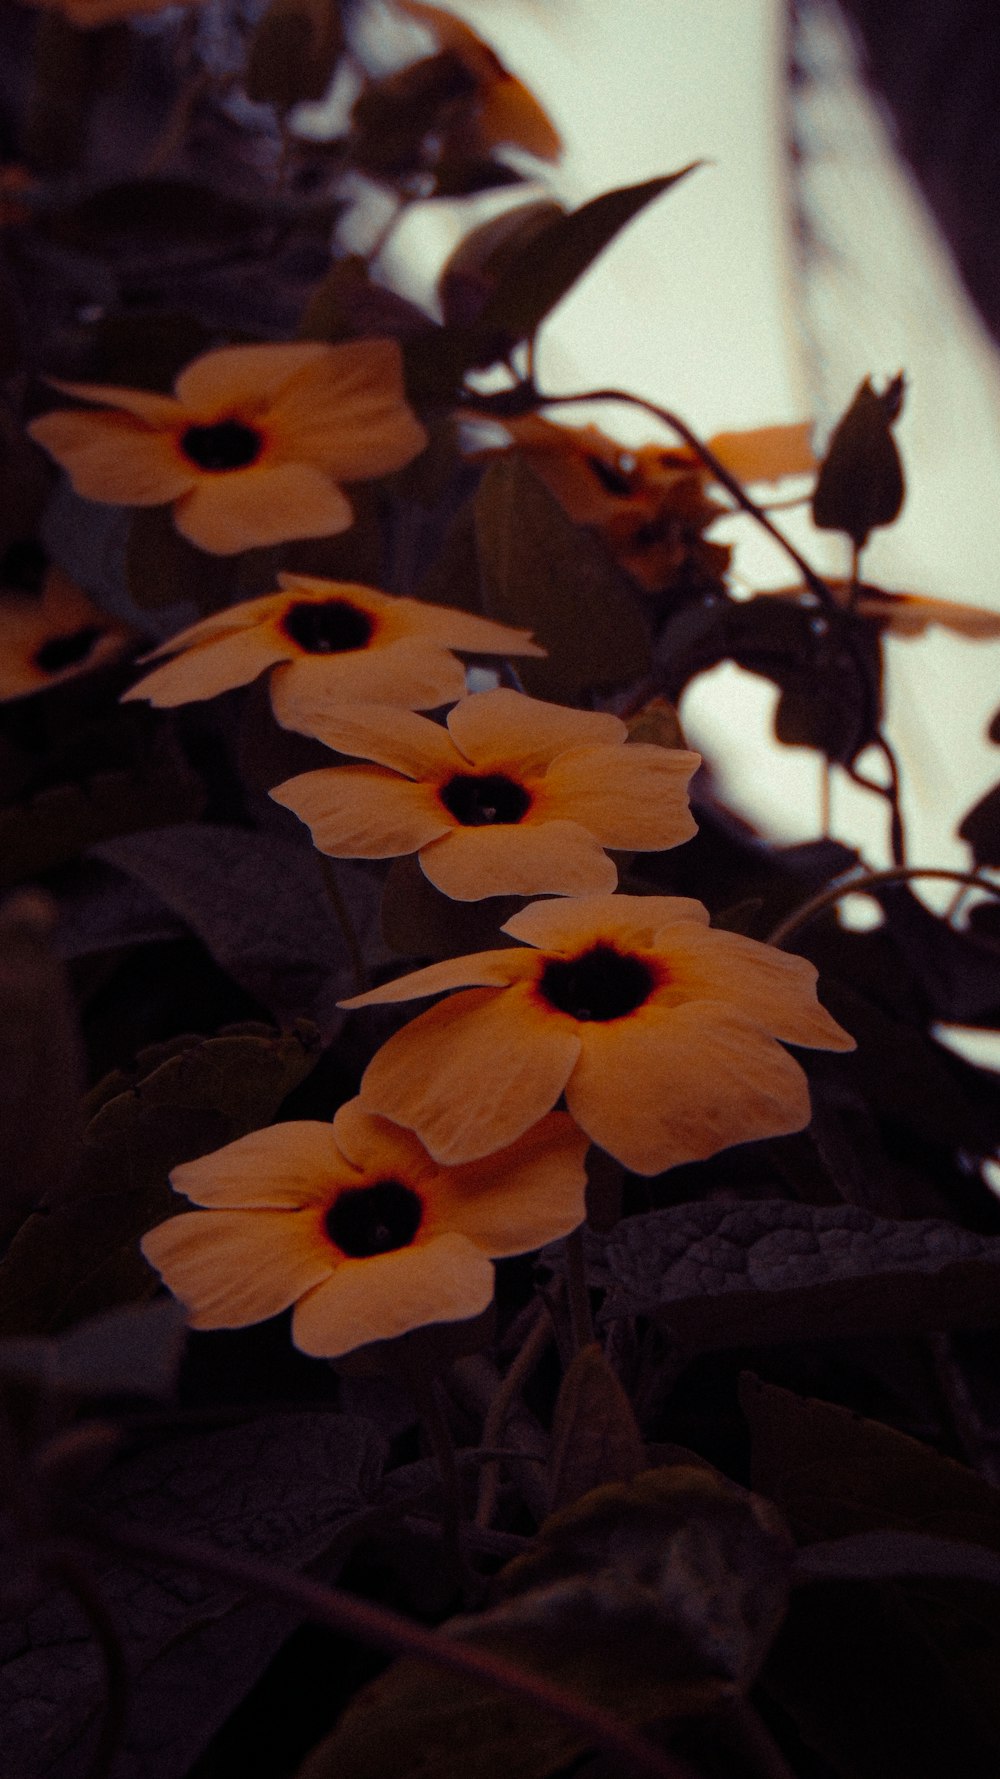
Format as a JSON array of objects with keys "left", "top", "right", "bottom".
[
  {"left": 439, "top": 771, "right": 532, "bottom": 826},
  {"left": 538, "top": 943, "right": 656, "bottom": 1023},
  {"left": 281, "top": 599, "right": 375, "bottom": 655},
  {"left": 180, "top": 418, "right": 263, "bottom": 473},
  {"left": 324, "top": 1179, "right": 423, "bottom": 1258}
]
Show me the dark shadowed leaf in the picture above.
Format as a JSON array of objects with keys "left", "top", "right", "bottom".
[
  {"left": 301, "top": 1466, "right": 792, "bottom": 1779},
  {"left": 92, "top": 825, "right": 381, "bottom": 1040},
  {"left": 547, "top": 1343, "right": 646, "bottom": 1512},
  {"left": 0, "top": 1412, "right": 385, "bottom": 1779},
  {"left": 380, "top": 855, "right": 520, "bottom": 960},
  {"left": 474, "top": 454, "right": 650, "bottom": 702},
  {"left": 960, "top": 780, "right": 1000, "bottom": 868},
  {"left": 0, "top": 736, "right": 205, "bottom": 890},
  {"left": 811, "top": 375, "right": 906, "bottom": 548},
  {"left": 245, "top": 0, "right": 344, "bottom": 108},
  {"left": 0, "top": 1023, "right": 319, "bottom": 1335},
  {"left": 594, "top": 1200, "right": 1000, "bottom": 1349},
  {"left": 0, "top": 891, "right": 83, "bottom": 1223},
  {"left": 744, "top": 1376, "right": 1000, "bottom": 1776},
  {"left": 474, "top": 168, "right": 700, "bottom": 344},
  {"left": 438, "top": 199, "right": 564, "bottom": 337}
]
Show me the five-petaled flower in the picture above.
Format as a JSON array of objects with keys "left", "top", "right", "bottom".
[
  {"left": 340, "top": 894, "right": 854, "bottom": 1175},
  {"left": 27, "top": 340, "right": 428, "bottom": 556},
  {"left": 140, "top": 1100, "right": 589, "bottom": 1357},
  {"left": 122, "top": 575, "right": 545, "bottom": 733},
  {"left": 271, "top": 687, "right": 700, "bottom": 900},
  {"left": 0, "top": 564, "right": 131, "bottom": 702}
]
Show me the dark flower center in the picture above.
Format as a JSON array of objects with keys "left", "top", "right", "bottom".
[
  {"left": 325, "top": 1179, "right": 423, "bottom": 1259},
  {"left": 34, "top": 626, "right": 103, "bottom": 674},
  {"left": 586, "top": 454, "right": 634, "bottom": 498},
  {"left": 439, "top": 771, "right": 531, "bottom": 826},
  {"left": 538, "top": 942, "right": 656, "bottom": 1023},
  {"left": 180, "top": 419, "right": 263, "bottom": 472},
  {"left": 281, "top": 599, "right": 374, "bottom": 655},
  {"left": 1, "top": 539, "right": 48, "bottom": 595}
]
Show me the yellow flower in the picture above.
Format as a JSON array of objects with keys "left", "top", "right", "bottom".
[
  {"left": 140, "top": 1099, "right": 589, "bottom": 1357},
  {"left": 476, "top": 416, "right": 814, "bottom": 593},
  {"left": 271, "top": 687, "right": 700, "bottom": 900},
  {"left": 394, "top": 1, "right": 561, "bottom": 161},
  {"left": 122, "top": 575, "right": 545, "bottom": 732},
  {"left": 27, "top": 340, "right": 428, "bottom": 556},
  {"left": 760, "top": 581, "right": 1000, "bottom": 640},
  {"left": 0, "top": 564, "right": 131, "bottom": 702},
  {"left": 341, "top": 895, "right": 854, "bottom": 1175}
]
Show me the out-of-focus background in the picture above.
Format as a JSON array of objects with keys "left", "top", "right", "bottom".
[{"left": 346, "top": 0, "right": 1000, "bottom": 910}]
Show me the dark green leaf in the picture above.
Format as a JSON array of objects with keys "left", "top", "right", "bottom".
[
  {"left": 812, "top": 376, "right": 906, "bottom": 548},
  {"left": 474, "top": 167, "right": 700, "bottom": 344},
  {"left": 0, "top": 1023, "right": 319, "bottom": 1334},
  {"left": 745, "top": 1376, "right": 1000, "bottom": 1777},
  {"left": 474, "top": 454, "right": 650, "bottom": 702},
  {"left": 0, "top": 1412, "right": 384, "bottom": 1779},
  {"left": 596, "top": 1200, "right": 1000, "bottom": 1349},
  {"left": 0, "top": 1298, "right": 187, "bottom": 1397},
  {"left": 960, "top": 780, "right": 1000, "bottom": 868},
  {"left": 301, "top": 1467, "right": 793, "bottom": 1779},
  {"left": 547, "top": 1343, "right": 646, "bottom": 1512}
]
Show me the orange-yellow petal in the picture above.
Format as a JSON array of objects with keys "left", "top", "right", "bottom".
[
  {"left": 46, "top": 377, "right": 186, "bottom": 426},
  {"left": 706, "top": 422, "right": 815, "bottom": 483},
  {"left": 541, "top": 742, "right": 699, "bottom": 849},
  {"left": 290, "top": 701, "right": 460, "bottom": 777},
  {"left": 122, "top": 626, "right": 287, "bottom": 706},
  {"left": 502, "top": 893, "right": 710, "bottom": 955},
  {"left": 329, "top": 1098, "right": 440, "bottom": 1183},
  {"left": 173, "top": 341, "right": 341, "bottom": 415},
  {"left": 137, "top": 592, "right": 292, "bottom": 659},
  {"left": 357, "top": 984, "right": 580, "bottom": 1163},
  {"left": 655, "top": 925, "right": 855, "bottom": 1051},
  {"left": 168, "top": 1121, "right": 358, "bottom": 1209},
  {"left": 446, "top": 686, "right": 624, "bottom": 772},
  {"left": 263, "top": 339, "right": 429, "bottom": 478},
  {"left": 418, "top": 819, "right": 618, "bottom": 900},
  {"left": 291, "top": 1233, "right": 494, "bottom": 1356},
  {"left": 270, "top": 641, "right": 469, "bottom": 731},
  {"left": 141, "top": 1208, "right": 333, "bottom": 1328},
  {"left": 341, "top": 949, "right": 535, "bottom": 1009},
  {"left": 478, "top": 74, "right": 562, "bottom": 160},
  {"left": 385, "top": 598, "right": 546, "bottom": 659},
  {"left": 174, "top": 463, "right": 353, "bottom": 555},
  {"left": 427, "top": 1112, "right": 589, "bottom": 1254},
  {"left": 565, "top": 1003, "right": 813, "bottom": 1175},
  {"left": 28, "top": 409, "right": 195, "bottom": 505},
  {"left": 272, "top": 763, "right": 452, "bottom": 858}
]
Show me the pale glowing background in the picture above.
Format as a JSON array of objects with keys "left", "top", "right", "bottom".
[{"left": 364, "top": 0, "right": 1000, "bottom": 914}]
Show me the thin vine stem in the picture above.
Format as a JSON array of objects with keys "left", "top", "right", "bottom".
[
  {"left": 82, "top": 1516, "right": 698, "bottom": 1779},
  {"left": 533, "top": 386, "right": 839, "bottom": 615},
  {"left": 766, "top": 866, "right": 1000, "bottom": 949},
  {"left": 564, "top": 1227, "right": 596, "bottom": 1353},
  {"left": 515, "top": 382, "right": 889, "bottom": 794},
  {"left": 475, "top": 1301, "right": 553, "bottom": 1529}
]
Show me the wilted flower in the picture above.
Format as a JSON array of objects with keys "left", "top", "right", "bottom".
[
  {"left": 122, "top": 575, "right": 545, "bottom": 732},
  {"left": 272, "top": 687, "right": 699, "bottom": 900},
  {"left": 28, "top": 340, "right": 428, "bottom": 556},
  {"left": 472, "top": 415, "right": 815, "bottom": 593},
  {"left": 396, "top": 0, "right": 561, "bottom": 160},
  {"left": 341, "top": 894, "right": 854, "bottom": 1175},
  {"left": 0, "top": 566, "right": 131, "bottom": 702},
  {"left": 141, "top": 1100, "right": 589, "bottom": 1357}
]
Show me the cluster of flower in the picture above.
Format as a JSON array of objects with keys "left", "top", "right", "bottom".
[{"left": 17, "top": 328, "right": 855, "bottom": 1358}]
